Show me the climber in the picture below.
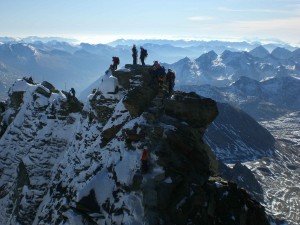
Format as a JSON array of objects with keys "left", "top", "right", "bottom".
[
  {"left": 141, "top": 147, "right": 149, "bottom": 173},
  {"left": 150, "top": 61, "right": 166, "bottom": 88},
  {"left": 112, "top": 56, "right": 120, "bottom": 70},
  {"left": 140, "top": 47, "right": 148, "bottom": 66},
  {"left": 28, "top": 77, "right": 34, "bottom": 84},
  {"left": 23, "top": 76, "right": 34, "bottom": 84},
  {"left": 152, "top": 60, "right": 160, "bottom": 69},
  {"left": 166, "top": 69, "right": 176, "bottom": 94},
  {"left": 69, "top": 88, "right": 76, "bottom": 97},
  {"left": 132, "top": 44, "right": 138, "bottom": 65}
]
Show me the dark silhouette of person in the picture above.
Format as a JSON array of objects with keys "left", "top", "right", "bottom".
[
  {"left": 69, "top": 88, "right": 76, "bottom": 97},
  {"left": 150, "top": 61, "right": 166, "bottom": 89},
  {"left": 132, "top": 44, "right": 138, "bottom": 65},
  {"left": 166, "top": 69, "right": 176, "bottom": 93},
  {"left": 112, "top": 57, "right": 120, "bottom": 70},
  {"left": 140, "top": 47, "right": 148, "bottom": 66}
]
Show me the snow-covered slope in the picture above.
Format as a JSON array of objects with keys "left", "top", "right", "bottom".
[{"left": 0, "top": 79, "right": 82, "bottom": 224}]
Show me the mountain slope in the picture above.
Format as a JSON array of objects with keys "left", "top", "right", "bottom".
[
  {"left": 0, "top": 66, "right": 270, "bottom": 225},
  {"left": 178, "top": 77, "right": 300, "bottom": 225},
  {"left": 204, "top": 103, "right": 275, "bottom": 163}
]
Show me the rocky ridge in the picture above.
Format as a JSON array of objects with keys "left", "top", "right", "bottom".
[{"left": 0, "top": 65, "right": 270, "bottom": 225}]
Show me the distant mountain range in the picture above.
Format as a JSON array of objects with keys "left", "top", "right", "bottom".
[
  {"left": 0, "top": 36, "right": 78, "bottom": 44},
  {"left": 107, "top": 38, "right": 297, "bottom": 51},
  {"left": 178, "top": 75, "right": 300, "bottom": 121},
  {"left": 165, "top": 45, "right": 300, "bottom": 88},
  {"left": 0, "top": 38, "right": 299, "bottom": 102}
]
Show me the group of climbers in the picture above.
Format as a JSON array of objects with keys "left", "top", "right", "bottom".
[
  {"left": 100, "top": 45, "right": 175, "bottom": 98},
  {"left": 150, "top": 60, "right": 176, "bottom": 94},
  {"left": 87, "top": 47, "right": 177, "bottom": 174},
  {"left": 109, "top": 45, "right": 148, "bottom": 71},
  {"left": 131, "top": 44, "right": 148, "bottom": 66}
]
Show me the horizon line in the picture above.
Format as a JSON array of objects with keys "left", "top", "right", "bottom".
[{"left": 0, "top": 35, "right": 299, "bottom": 47}]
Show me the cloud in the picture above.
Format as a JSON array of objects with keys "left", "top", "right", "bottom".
[
  {"left": 187, "top": 16, "right": 214, "bottom": 21},
  {"left": 218, "top": 2, "right": 300, "bottom": 15},
  {"left": 218, "top": 7, "right": 290, "bottom": 14},
  {"left": 221, "top": 17, "right": 300, "bottom": 44}
]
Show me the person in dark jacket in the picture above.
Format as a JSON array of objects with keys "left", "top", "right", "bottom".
[
  {"left": 140, "top": 47, "right": 148, "bottom": 66},
  {"left": 150, "top": 61, "right": 166, "bottom": 88},
  {"left": 69, "top": 88, "right": 76, "bottom": 97},
  {"left": 166, "top": 69, "right": 176, "bottom": 93},
  {"left": 132, "top": 44, "right": 138, "bottom": 65},
  {"left": 112, "top": 56, "right": 120, "bottom": 70}
]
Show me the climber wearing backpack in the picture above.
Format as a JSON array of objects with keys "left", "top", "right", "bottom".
[
  {"left": 112, "top": 56, "right": 120, "bottom": 70},
  {"left": 132, "top": 44, "right": 138, "bottom": 65},
  {"left": 140, "top": 47, "right": 148, "bottom": 66},
  {"left": 150, "top": 61, "right": 166, "bottom": 88},
  {"left": 166, "top": 69, "right": 176, "bottom": 94}
]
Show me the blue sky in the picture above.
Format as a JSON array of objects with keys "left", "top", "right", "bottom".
[{"left": 1, "top": 0, "right": 300, "bottom": 45}]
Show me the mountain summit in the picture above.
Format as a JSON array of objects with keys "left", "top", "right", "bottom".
[
  {"left": 0, "top": 65, "right": 270, "bottom": 225},
  {"left": 249, "top": 45, "right": 269, "bottom": 58}
]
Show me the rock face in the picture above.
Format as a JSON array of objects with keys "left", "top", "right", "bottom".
[{"left": 0, "top": 70, "right": 270, "bottom": 224}]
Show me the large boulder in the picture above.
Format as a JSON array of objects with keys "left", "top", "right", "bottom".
[{"left": 164, "top": 91, "right": 218, "bottom": 129}]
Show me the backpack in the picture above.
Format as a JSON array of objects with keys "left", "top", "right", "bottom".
[
  {"left": 167, "top": 70, "right": 175, "bottom": 81},
  {"left": 141, "top": 48, "right": 148, "bottom": 57},
  {"left": 113, "top": 57, "right": 120, "bottom": 64}
]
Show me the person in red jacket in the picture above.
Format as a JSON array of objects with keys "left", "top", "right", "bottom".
[{"left": 141, "top": 147, "right": 149, "bottom": 173}]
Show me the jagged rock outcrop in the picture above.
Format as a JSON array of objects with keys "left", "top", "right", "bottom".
[
  {"left": 0, "top": 68, "right": 270, "bottom": 225},
  {"left": 164, "top": 92, "right": 218, "bottom": 129},
  {"left": 115, "top": 64, "right": 159, "bottom": 117}
]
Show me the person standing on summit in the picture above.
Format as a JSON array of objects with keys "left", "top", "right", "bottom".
[
  {"left": 132, "top": 44, "right": 138, "bottom": 65},
  {"left": 112, "top": 56, "right": 120, "bottom": 70},
  {"left": 140, "top": 46, "right": 148, "bottom": 66}
]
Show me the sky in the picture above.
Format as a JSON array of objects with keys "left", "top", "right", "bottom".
[{"left": 1, "top": 0, "right": 300, "bottom": 45}]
